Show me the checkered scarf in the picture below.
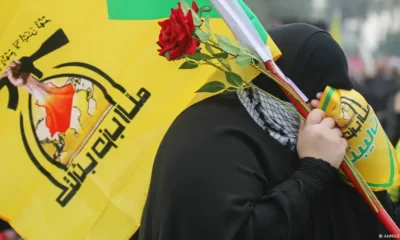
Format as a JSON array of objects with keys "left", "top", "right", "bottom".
[{"left": 237, "top": 87, "right": 300, "bottom": 151}]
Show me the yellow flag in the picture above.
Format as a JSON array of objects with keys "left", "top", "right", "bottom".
[
  {"left": 330, "top": 8, "right": 342, "bottom": 46},
  {"left": 318, "top": 86, "right": 400, "bottom": 191},
  {"left": 388, "top": 140, "right": 400, "bottom": 203},
  {"left": 0, "top": 0, "right": 281, "bottom": 239}
]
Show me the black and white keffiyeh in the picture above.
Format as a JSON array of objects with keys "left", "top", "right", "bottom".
[{"left": 237, "top": 87, "right": 300, "bottom": 151}]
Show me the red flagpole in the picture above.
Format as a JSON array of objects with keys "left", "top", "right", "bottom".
[{"left": 264, "top": 60, "right": 400, "bottom": 237}]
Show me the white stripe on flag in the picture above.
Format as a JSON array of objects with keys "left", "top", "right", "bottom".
[{"left": 210, "top": 0, "right": 272, "bottom": 62}]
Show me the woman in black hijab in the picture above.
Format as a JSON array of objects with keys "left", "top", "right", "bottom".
[{"left": 136, "top": 23, "right": 394, "bottom": 240}]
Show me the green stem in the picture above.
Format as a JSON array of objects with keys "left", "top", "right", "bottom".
[
  {"left": 203, "top": 41, "right": 232, "bottom": 71},
  {"left": 209, "top": 38, "right": 219, "bottom": 47},
  {"left": 193, "top": 38, "right": 232, "bottom": 71},
  {"left": 201, "top": 39, "right": 382, "bottom": 218},
  {"left": 218, "top": 59, "right": 231, "bottom": 71},
  {"left": 204, "top": 59, "right": 226, "bottom": 72},
  {"left": 193, "top": 38, "right": 383, "bottom": 219},
  {"left": 226, "top": 87, "right": 238, "bottom": 92},
  {"left": 202, "top": 40, "right": 307, "bottom": 119},
  {"left": 202, "top": 40, "right": 227, "bottom": 54},
  {"left": 199, "top": 38, "right": 309, "bottom": 117},
  {"left": 202, "top": 39, "right": 309, "bottom": 114}
]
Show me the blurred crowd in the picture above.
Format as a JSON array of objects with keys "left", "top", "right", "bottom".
[
  {"left": 275, "top": 17, "right": 400, "bottom": 147},
  {"left": 348, "top": 57, "right": 400, "bottom": 221},
  {"left": 350, "top": 58, "right": 400, "bottom": 146}
]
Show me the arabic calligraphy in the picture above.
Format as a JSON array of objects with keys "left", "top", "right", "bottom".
[
  {"left": 341, "top": 96, "right": 370, "bottom": 140},
  {"left": 0, "top": 16, "right": 51, "bottom": 72},
  {"left": 346, "top": 115, "right": 379, "bottom": 164},
  {"left": 35, "top": 16, "right": 51, "bottom": 29},
  {"left": 0, "top": 49, "right": 17, "bottom": 68},
  {"left": 56, "top": 88, "right": 151, "bottom": 207},
  {"left": 19, "top": 27, "right": 38, "bottom": 43}
]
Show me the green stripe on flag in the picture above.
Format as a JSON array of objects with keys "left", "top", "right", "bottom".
[
  {"left": 366, "top": 136, "right": 396, "bottom": 188},
  {"left": 106, "top": 0, "right": 268, "bottom": 43},
  {"left": 321, "top": 87, "right": 335, "bottom": 112},
  {"left": 107, "top": 0, "right": 219, "bottom": 20},
  {"left": 237, "top": 0, "right": 267, "bottom": 43}
]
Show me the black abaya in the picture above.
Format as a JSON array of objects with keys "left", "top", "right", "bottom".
[
  {"left": 137, "top": 93, "right": 393, "bottom": 240},
  {"left": 136, "top": 24, "right": 395, "bottom": 240}
]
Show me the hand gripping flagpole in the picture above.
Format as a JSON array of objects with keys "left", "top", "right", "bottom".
[{"left": 210, "top": 0, "right": 400, "bottom": 236}]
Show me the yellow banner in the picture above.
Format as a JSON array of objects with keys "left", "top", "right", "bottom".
[
  {"left": 0, "top": 0, "right": 281, "bottom": 239},
  {"left": 318, "top": 86, "right": 400, "bottom": 191}
]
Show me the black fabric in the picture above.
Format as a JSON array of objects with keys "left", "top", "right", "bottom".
[
  {"left": 130, "top": 231, "right": 138, "bottom": 240},
  {"left": 138, "top": 94, "right": 393, "bottom": 240},
  {"left": 381, "top": 93, "right": 400, "bottom": 145},
  {"left": 137, "top": 23, "right": 394, "bottom": 240},
  {"left": 362, "top": 74, "right": 398, "bottom": 114},
  {"left": 0, "top": 219, "right": 10, "bottom": 231},
  {"left": 254, "top": 23, "right": 353, "bottom": 101}
]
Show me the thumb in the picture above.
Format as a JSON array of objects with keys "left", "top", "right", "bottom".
[
  {"left": 299, "top": 120, "right": 305, "bottom": 131},
  {"left": 306, "top": 109, "right": 325, "bottom": 125}
]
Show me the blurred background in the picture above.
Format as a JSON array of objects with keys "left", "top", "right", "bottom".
[
  {"left": 2, "top": 0, "right": 400, "bottom": 239},
  {"left": 247, "top": 0, "right": 400, "bottom": 146}
]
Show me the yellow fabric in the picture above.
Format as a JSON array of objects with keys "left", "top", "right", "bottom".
[
  {"left": 318, "top": 86, "right": 400, "bottom": 191},
  {"left": 330, "top": 9, "right": 342, "bottom": 46},
  {"left": 269, "top": 40, "right": 281, "bottom": 62},
  {"left": 389, "top": 140, "right": 400, "bottom": 203},
  {"left": 0, "top": 1, "right": 281, "bottom": 239}
]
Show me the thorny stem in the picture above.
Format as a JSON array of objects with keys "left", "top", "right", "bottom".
[
  {"left": 248, "top": 61, "right": 379, "bottom": 212},
  {"left": 196, "top": 37, "right": 386, "bottom": 228},
  {"left": 201, "top": 40, "right": 225, "bottom": 53},
  {"left": 219, "top": 59, "right": 231, "bottom": 71},
  {"left": 204, "top": 59, "right": 226, "bottom": 72},
  {"left": 197, "top": 39, "right": 231, "bottom": 71},
  {"left": 201, "top": 40, "right": 309, "bottom": 118}
]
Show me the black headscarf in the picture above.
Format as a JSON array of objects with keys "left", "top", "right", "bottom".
[
  {"left": 137, "top": 23, "right": 394, "bottom": 240},
  {"left": 253, "top": 23, "right": 353, "bottom": 101}
]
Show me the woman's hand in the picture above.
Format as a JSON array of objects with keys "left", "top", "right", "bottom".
[{"left": 308, "top": 92, "right": 323, "bottom": 110}]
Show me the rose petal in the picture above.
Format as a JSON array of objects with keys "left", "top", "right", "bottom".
[
  {"left": 169, "top": 43, "right": 186, "bottom": 61},
  {"left": 185, "top": 38, "right": 198, "bottom": 55},
  {"left": 158, "top": 19, "right": 170, "bottom": 27},
  {"left": 192, "top": 1, "right": 199, "bottom": 13},
  {"left": 157, "top": 2, "right": 200, "bottom": 61},
  {"left": 185, "top": 10, "right": 195, "bottom": 32}
]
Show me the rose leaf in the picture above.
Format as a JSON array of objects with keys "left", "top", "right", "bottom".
[
  {"left": 225, "top": 71, "right": 243, "bottom": 87},
  {"left": 195, "top": 81, "right": 226, "bottom": 93},
  {"left": 212, "top": 52, "right": 228, "bottom": 59},
  {"left": 236, "top": 49, "right": 252, "bottom": 68},
  {"left": 215, "top": 34, "right": 240, "bottom": 55},
  {"left": 187, "top": 52, "right": 212, "bottom": 61},
  {"left": 179, "top": 60, "right": 199, "bottom": 69},
  {"left": 195, "top": 28, "right": 209, "bottom": 42}
]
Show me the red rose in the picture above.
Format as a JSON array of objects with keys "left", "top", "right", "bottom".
[
  {"left": 191, "top": 1, "right": 199, "bottom": 13},
  {"left": 157, "top": 1, "right": 200, "bottom": 61}
]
